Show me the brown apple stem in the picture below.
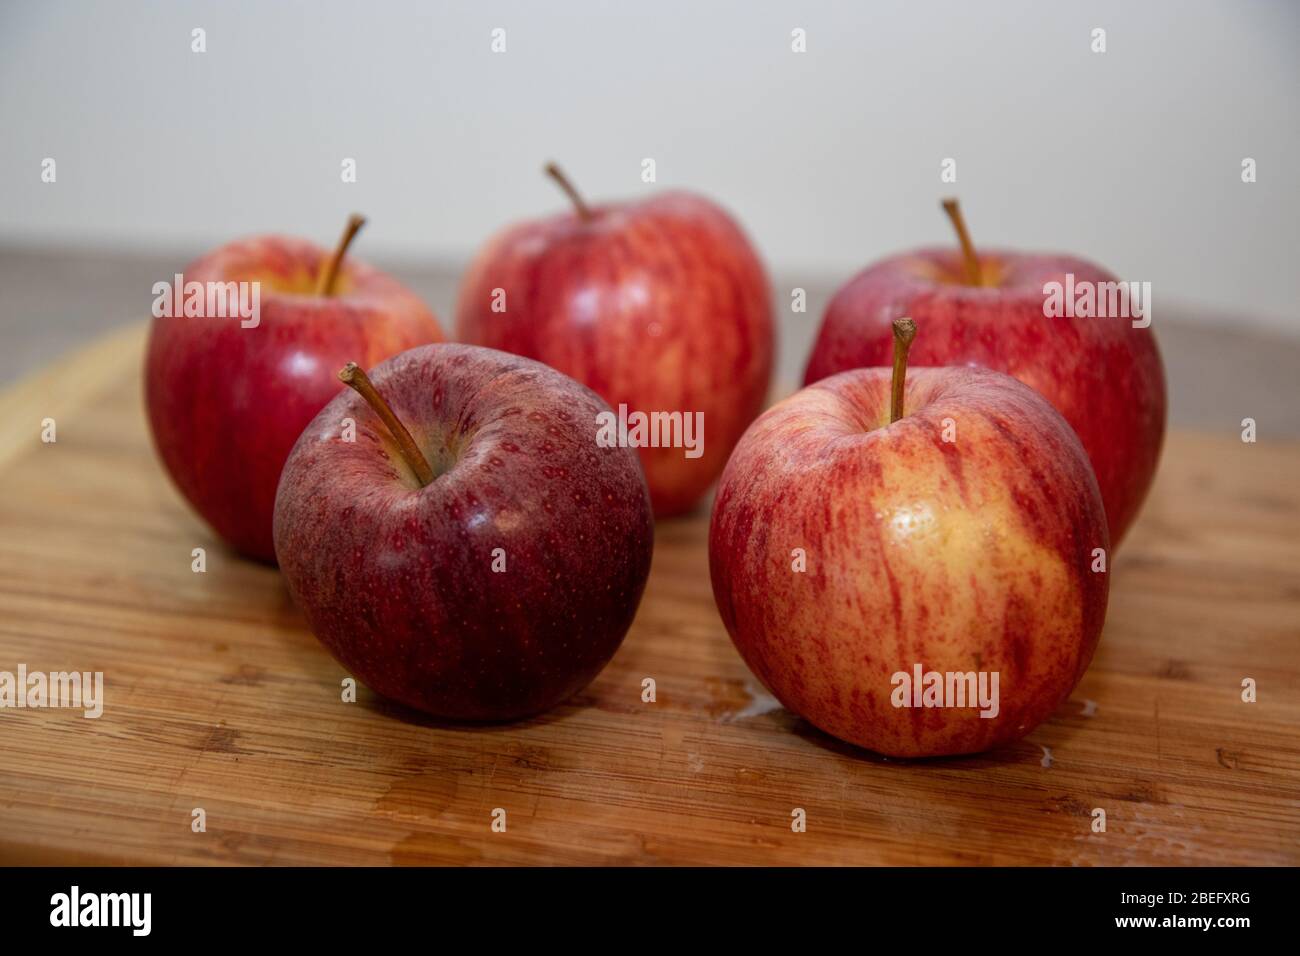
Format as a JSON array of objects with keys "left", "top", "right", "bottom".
[
  {"left": 315, "top": 214, "right": 367, "bottom": 297},
  {"left": 940, "top": 198, "right": 983, "bottom": 287},
  {"left": 544, "top": 162, "right": 594, "bottom": 221},
  {"left": 889, "top": 318, "right": 917, "bottom": 424},
  {"left": 337, "top": 362, "right": 435, "bottom": 486}
]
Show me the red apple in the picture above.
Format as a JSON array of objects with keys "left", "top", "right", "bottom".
[
  {"left": 711, "top": 321, "right": 1109, "bottom": 757},
  {"left": 455, "top": 164, "right": 774, "bottom": 517},
  {"left": 803, "top": 200, "right": 1165, "bottom": 546},
  {"left": 145, "top": 216, "right": 443, "bottom": 561},
  {"left": 272, "top": 343, "right": 654, "bottom": 720}
]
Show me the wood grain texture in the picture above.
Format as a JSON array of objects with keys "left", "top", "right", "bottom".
[{"left": 0, "top": 322, "right": 1297, "bottom": 865}]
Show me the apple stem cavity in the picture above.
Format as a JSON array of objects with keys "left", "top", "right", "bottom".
[
  {"left": 315, "top": 213, "right": 367, "bottom": 297},
  {"left": 889, "top": 318, "right": 917, "bottom": 424},
  {"left": 337, "top": 362, "right": 436, "bottom": 487},
  {"left": 940, "top": 198, "right": 983, "bottom": 287},
  {"left": 545, "top": 162, "right": 594, "bottom": 222}
]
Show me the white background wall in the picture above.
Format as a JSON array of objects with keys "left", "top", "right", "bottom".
[{"left": 2, "top": 0, "right": 1297, "bottom": 330}]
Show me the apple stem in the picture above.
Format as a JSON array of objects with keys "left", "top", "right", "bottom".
[
  {"left": 940, "top": 198, "right": 983, "bottom": 287},
  {"left": 315, "top": 214, "right": 367, "bottom": 297},
  {"left": 337, "top": 362, "right": 435, "bottom": 487},
  {"left": 890, "top": 318, "right": 917, "bottom": 424},
  {"left": 544, "top": 162, "right": 594, "bottom": 221}
]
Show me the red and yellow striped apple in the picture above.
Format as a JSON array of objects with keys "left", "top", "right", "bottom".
[
  {"left": 146, "top": 216, "right": 443, "bottom": 561},
  {"left": 711, "top": 321, "right": 1110, "bottom": 757},
  {"left": 455, "top": 164, "right": 774, "bottom": 517},
  {"left": 804, "top": 200, "right": 1165, "bottom": 546}
]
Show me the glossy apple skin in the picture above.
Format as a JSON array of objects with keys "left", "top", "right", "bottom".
[
  {"left": 709, "top": 366, "right": 1110, "bottom": 757},
  {"left": 455, "top": 191, "right": 774, "bottom": 517},
  {"left": 145, "top": 235, "right": 443, "bottom": 562},
  {"left": 273, "top": 343, "right": 654, "bottom": 721},
  {"left": 803, "top": 249, "right": 1166, "bottom": 546}
]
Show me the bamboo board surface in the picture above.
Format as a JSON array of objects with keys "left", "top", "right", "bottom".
[{"left": 0, "top": 322, "right": 1297, "bottom": 865}]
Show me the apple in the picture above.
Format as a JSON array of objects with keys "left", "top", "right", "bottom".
[
  {"left": 803, "top": 200, "right": 1165, "bottom": 545},
  {"left": 272, "top": 343, "right": 654, "bottom": 721},
  {"left": 455, "top": 163, "right": 775, "bottom": 517},
  {"left": 710, "top": 319, "right": 1110, "bottom": 757},
  {"left": 145, "top": 215, "right": 443, "bottom": 562}
]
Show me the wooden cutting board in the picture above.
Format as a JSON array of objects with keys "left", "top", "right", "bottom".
[{"left": 0, "top": 322, "right": 1297, "bottom": 866}]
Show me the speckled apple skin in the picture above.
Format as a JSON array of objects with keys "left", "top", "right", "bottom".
[
  {"left": 804, "top": 249, "right": 1166, "bottom": 546},
  {"left": 273, "top": 343, "right": 654, "bottom": 721},
  {"left": 455, "top": 191, "right": 774, "bottom": 518},
  {"left": 709, "top": 366, "right": 1110, "bottom": 757},
  {"left": 146, "top": 236, "right": 443, "bottom": 562}
]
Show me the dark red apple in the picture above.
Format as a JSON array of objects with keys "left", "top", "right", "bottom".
[
  {"left": 455, "top": 164, "right": 774, "bottom": 517},
  {"left": 712, "top": 320, "right": 1110, "bottom": 757},
  {"left": 272, "top": 343, "right": 654, "bottom": 721},
  {"left": 145, "top": 216, "right": 443, "bottom": 561},
  {"left": 804, "top": 200, "right": 1165, "bottom": 545}
]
